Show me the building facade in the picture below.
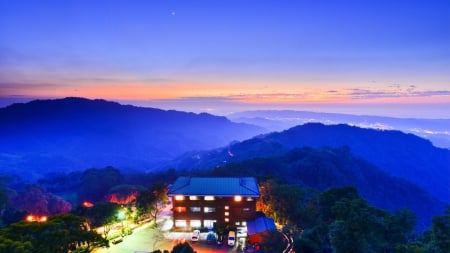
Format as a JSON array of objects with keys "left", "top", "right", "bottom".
[{"left": 168, "top": 177, "right": 260, "bottom": 230}]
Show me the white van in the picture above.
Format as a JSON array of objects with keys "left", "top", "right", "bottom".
[{"left": 228, "top": 231, "right": 236, "bottom": 246}]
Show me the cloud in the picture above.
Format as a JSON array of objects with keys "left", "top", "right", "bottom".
[{"left": 348, "top": 85, "right": 450, "bottom": 100}]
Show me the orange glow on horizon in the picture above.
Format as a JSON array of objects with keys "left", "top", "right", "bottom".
[{"left": 2, "top": 82, "right": 449, "bottom": 105}]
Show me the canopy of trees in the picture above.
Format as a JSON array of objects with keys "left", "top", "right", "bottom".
[{"left": 0, "top": 213, "right": 108, "bottom": 253}]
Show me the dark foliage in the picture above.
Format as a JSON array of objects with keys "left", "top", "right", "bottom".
[
  {"left": 0, "top": 213, "right": 108, "bottom": 253},
  {"left": 210, "top": 146, "right": 445, "bottom": 229}
]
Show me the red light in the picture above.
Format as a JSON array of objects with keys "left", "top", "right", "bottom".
[{"left": 83, "top": 201, "right": 94, "bottom": 207}]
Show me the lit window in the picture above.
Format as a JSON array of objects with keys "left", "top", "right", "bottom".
[
  {"left": 242, "top": 207, "right": 251, "bottom": 213},
  {"left": 234, "top": 195, "right": 242, "bottom": 202},
  {"left": 225, "top": 218, "right": 229, "bottom": 222},
  {"left": 235, "top": 222, "right": 240, "bottom": 225},
  {"left": 175, "top": 207, "right": 187, "bottom": 213},
  {"left": 175, "top": 195, "right": 184, "bottom": 201},
  {"left": 190, "top": 220, "right": 201, "bottom": 228},
  {"left": 204, "top": 196, "right": 215, "bottom": 201},
  {"left": 189, "top": 196, "right": 198, "bottom": 200},
  {"left": 175, "top": 220, "right": 187, "bottom": 228},
  {"left": 204, "top": 207, "right": 216, "bottom": 213},
  {"left": 204, "top": 220, "right": 216, "bottom": 228},
  {"left": 224, "top": 212, "right": 229, "bottom": 216},
  {"left": 224, "top": 205, "right": 229, "bottom": 210},
  {"left": 242, "top": 221, "right": 247, "bottom": 226},
  {"left": 246, "top": 197, "right": 254, "bottom": 201},
  {"left": 190, "top": 207, "right": 201, "bottom": 212}
]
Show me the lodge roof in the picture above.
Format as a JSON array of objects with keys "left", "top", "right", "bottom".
[{"left": 168, "top": 177, "right": 260, "bottom": 197}]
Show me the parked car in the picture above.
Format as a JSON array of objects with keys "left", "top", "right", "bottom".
[
  {"left": 191, "top": 229, "right": 200, "bottom": 241},
  {"left": 228, "top": 231, "right": 236, "bottom": 246},
  {"left": 206, "top": 232, "right": 217, "bottom": 244},
  {"left": 237, "top": 226, "right": 247, "bottom": 237}
]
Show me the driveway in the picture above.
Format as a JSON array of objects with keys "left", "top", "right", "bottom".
[{"left": 94, "top": 216, "right": 245, "bottom": 253}]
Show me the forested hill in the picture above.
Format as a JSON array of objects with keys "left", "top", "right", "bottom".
[
  {"left": 164, "top": 123, "right": 450, "bottom": 203},
  {"left": 0, "top": 97, "right": 264, "bottom": 179},
  {"left": 206, "top": 146, "right": 446, "bottom": 229}
]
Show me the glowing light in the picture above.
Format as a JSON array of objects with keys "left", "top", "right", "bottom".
[
  {"left": 83, "top": 201, "right": 94, "bottom": 207},
  {"left": 117, "top": 210, "right": 126, "bottom": 220},
  {"left": 25, "top": 214, "right": 48, "bottom": 222},
  {"left": 175, "top": 195, "right": 184, "bottom": 201},
  {"left": 204, "top": 196, "right": 215, "bottom": 201},
  {"left": 234, "top": 195, "right": 242, "bottom": 202}
]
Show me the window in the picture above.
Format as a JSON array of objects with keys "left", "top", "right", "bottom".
[
  {"left": 224, "top": 205, "right": 229, "bottom": 210},
  {"left": 224, "top": 212, "right": 229, "bottom": 216},
  {"left": 204, "top": 207, "right": 216, "bottom": 213},
  {"left": 190, "top": 207, "right": 201, "bottom": 212},
  {"left": 246, "top": 197, "right": 254, "bottom": 201},
  {"left": 190, "top": 220, "right": 201, "bottom": 228},
  {"left": 175, "top": 220, "right": 187, "bottom": 228},
  {"left": 204, "top": 220, "right": 216, "bottom": 228},
  {"left": 234, "top": 195, "right": 242, "bottom": 202},
  {"left": 235, "top": 222, "right": 240, "bottom": 225},
  {"left": 174, "top": 206, "right": 187, "bottom": 213},
  {"left": 242, "top": 207, "right": 251, "bottom": 213},
  {"left": 225, "top": 218, "right": 229, "bottom": 222},
  {"left": 204, "top": 196, "right": 215, "bottom": 201},
  {"left": 189, "top": 196, "right": 199, "bottom": 200},
  {"left": 174, "top": 195, "right": 184, "bottom": 201}
]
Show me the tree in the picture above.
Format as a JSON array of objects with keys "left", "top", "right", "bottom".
[
  {"left": 86, "top": 202, "right": 120, "bottom": 238},
  {"left": 428, "top": 207, "right": 450, "bottom": 253},
  {"left": 260, "top": 229, "right": 285, "bottom": 253},
  {"left": 0, "top": 213, "right": 108, "bottom": 252},
  {"left": 257, "top": 180, "right": 318, "bottom": 232},
  {"left": 1, "top": 207, "right": 27, "bottom": 226},
  {"left": 171, "top": 241, "right": 194, "bottom": 253},
  {"left": 9, "top": 184, "right": 72, "bottom": 216},
  {"left": 0, "top": 176, "right": 9, "bottom": 210},
  {"left": 78, "top": 167, "right": 123, "bottom": 203},
  {"left": 136, "top": 183, "right": 169, "bottom": 226}
]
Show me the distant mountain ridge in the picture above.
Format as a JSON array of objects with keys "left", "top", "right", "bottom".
[
  {"left": 163, "top": 123, "right": 450, "bottom": 203},
  {"left": 0, "top": 97, "right": 265, "bottom": 179},
  {"left": 228, "top": 110, "right": 450, "bottom": 148}
]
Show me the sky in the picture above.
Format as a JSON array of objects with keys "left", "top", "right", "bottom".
[{"left": 0, "top": 0, "right": 449, "bottom": 118}]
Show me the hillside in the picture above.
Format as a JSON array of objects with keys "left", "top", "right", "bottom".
[
  {"left": 207, "top": 146, "right": 446, "bottom": 229},
  {"left": 0, "top": 97, "right": 265, "bottom": 179},
  {"left": 163, "top": 123, "right": 450, "bottom": 203},
  {"left": 228, "top": 110, "right": 450, "bottom": 148}
]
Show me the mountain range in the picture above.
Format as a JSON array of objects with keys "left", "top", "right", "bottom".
[
  {"left": 163, "top": 123, "right": 450, "bottom": 204},
  {"left": 228, "top": 110, "right": 450, "bottom": 149},
  {"left": 0, "top": 97, "right": 264, "bottom": 179},
  {"left": 1, "top": 97, "right": 448, "bottom": 228}
]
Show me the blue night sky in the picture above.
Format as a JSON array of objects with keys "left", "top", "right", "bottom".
[{"left": 0, "top": 0, "right": 449, "bottom": 118}]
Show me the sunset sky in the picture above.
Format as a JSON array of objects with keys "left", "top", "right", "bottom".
[{"left": 1, "top": 0, "right": 449, "bottom": 118}]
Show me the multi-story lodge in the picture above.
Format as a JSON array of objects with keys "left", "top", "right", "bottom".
[{"left": 168, "top": 177, "right": 260, "bottom": 230}]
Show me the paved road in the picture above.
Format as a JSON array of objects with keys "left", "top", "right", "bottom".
[{"left": 94, "top": 220, "right": 242, "bottom": 253}]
